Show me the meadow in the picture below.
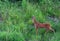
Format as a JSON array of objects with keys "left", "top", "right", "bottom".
[{"left": 0, "top": 0, "right": 60, "bottom": 41}]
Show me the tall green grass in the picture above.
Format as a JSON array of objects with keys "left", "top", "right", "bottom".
[{"left": 0, "top": 0, "right": 60, "bottom": 41}]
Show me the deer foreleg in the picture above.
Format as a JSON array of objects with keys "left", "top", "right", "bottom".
[
  {"left": 34, "top": 24, "right": 38, "bottom": 35},
  {"left": 36, "top": 27, "right": 38, "bottom": 35}
]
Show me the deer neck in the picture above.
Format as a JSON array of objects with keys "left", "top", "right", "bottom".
[{"left": 33, "top": 18, "right": 37, "bottom": 24}]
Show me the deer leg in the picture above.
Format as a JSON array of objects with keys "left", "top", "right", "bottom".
[
  {"left": 45, "top": 29, "right": 49, "bottom": 34},
  {"left": 34, "top": 24, "right": 38, "bottom": 35},
  {"left": 49, "top": 27, "right": 55, "bottom": 33},
  {"left": 36, "top": 28, "right": 38, "bottom": 35}
]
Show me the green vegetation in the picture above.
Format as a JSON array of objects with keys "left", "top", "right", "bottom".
[{"left": 0, "top": 0, "right": 60, "bottom": 41}]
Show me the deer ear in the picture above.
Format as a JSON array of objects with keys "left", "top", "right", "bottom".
[
  {"left": 32, "top": 15, "right": 34, "bottom": 17},
  {"left": 32, "top": 15, "right": 35, "bottom": 18},
  {"left": 32, "top": 15, "right": 34, "bottom": 16}
]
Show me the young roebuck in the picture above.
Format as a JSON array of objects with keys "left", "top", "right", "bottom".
[{"left": 32, "top": 16, "right": 55, "bottom": 35}]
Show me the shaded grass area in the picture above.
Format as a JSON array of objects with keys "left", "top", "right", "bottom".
[{"left": 0, "top": 0, "right": 60, "bottom": 41}]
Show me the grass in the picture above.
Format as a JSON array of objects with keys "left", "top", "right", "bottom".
[{"left": 0, "top": 0, "right": 60, "bottom": 41}]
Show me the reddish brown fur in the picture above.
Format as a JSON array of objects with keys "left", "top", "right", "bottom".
[{"left": 32, "top": 16, "right": 55, "bottom": 35}]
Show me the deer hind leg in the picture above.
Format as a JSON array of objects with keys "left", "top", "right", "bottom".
[
  {"left": 49, "top": 27, "right": 55, "bottom": 33},
  {"left": 45, "top": 29, "right": 49, "bottom": 34}
]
